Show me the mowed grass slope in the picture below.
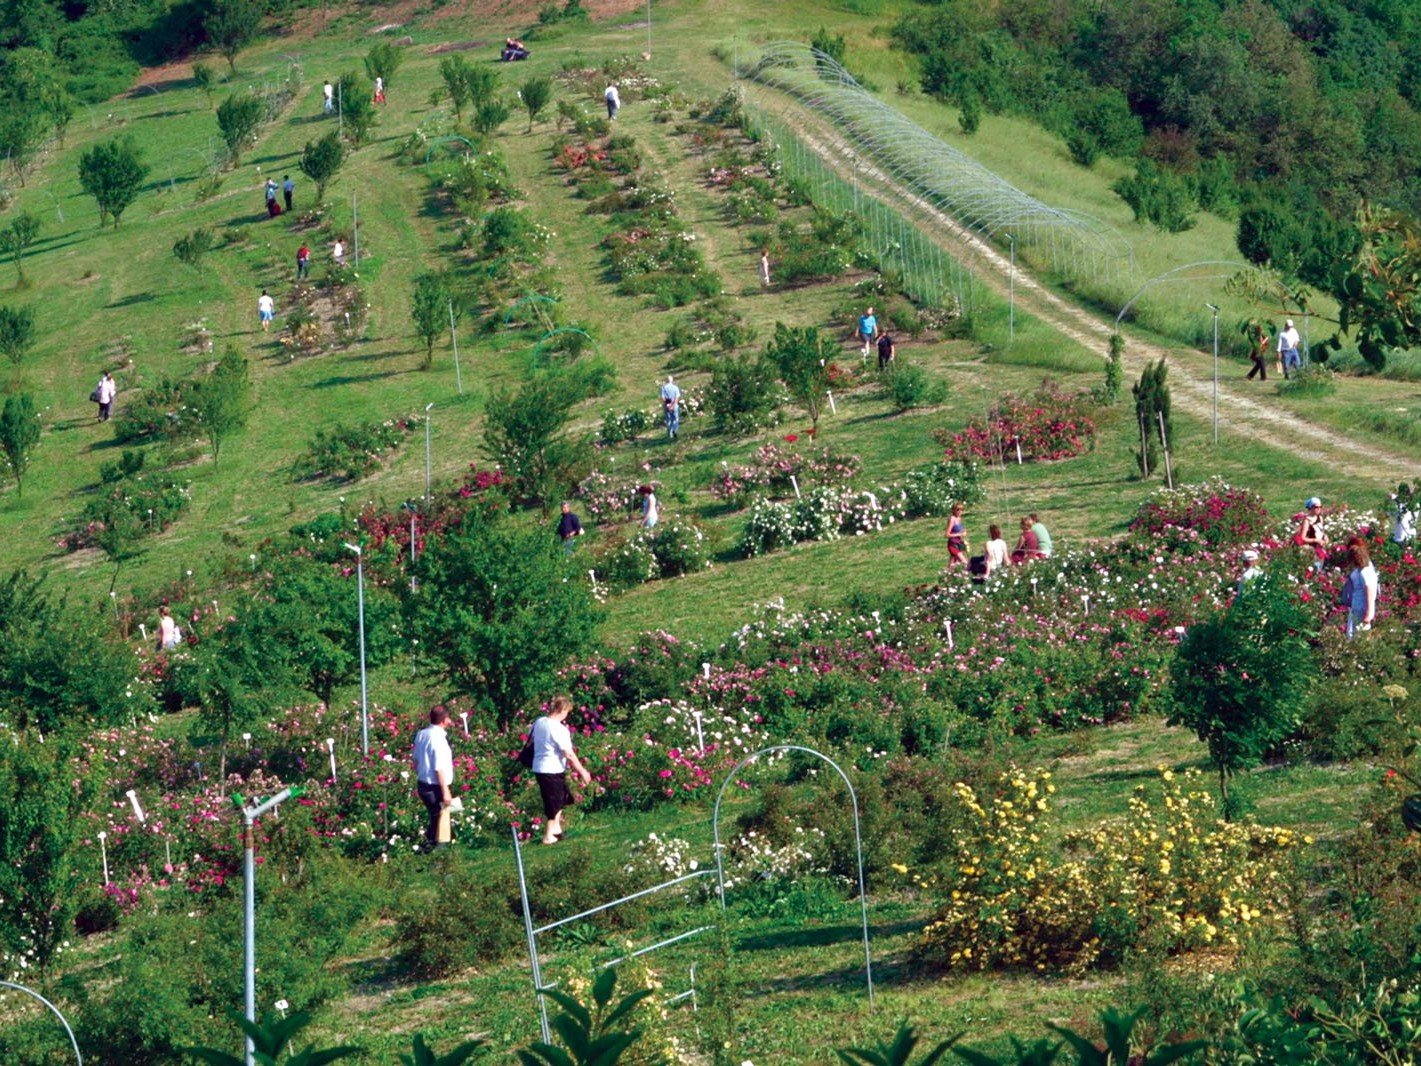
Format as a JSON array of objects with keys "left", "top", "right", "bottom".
[{"left": 0, "top": 0, "right": 1410, "bottom": 641}]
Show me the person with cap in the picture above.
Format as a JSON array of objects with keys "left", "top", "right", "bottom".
[
  {"left": 1235, "top": 548, "right": 1263, "bottom": 597},
  {"left": 1293, "top": 497, "right": 1327, "bottom": 569},
  {"left": 1277, "top": 318, "right": 1301, "bottom": 379}
]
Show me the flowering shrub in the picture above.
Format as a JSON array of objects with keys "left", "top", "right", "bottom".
[
  {"left": 740, "top": 498, "right": 797, "bottom": 557},
  {"left": 791, "top": 485, "right": 844, "bottom": 543},
  {"left": 576, "top": 470, "right": 648, "bottom": 524},
  {"left": 721, "top": 827, "right": 828, "bottom": 892},
  {"left": 916, "top": 768, "right": 1304, "bottom": 975},
  {"left": 599, "top": 407, "right": 652, "bottom": 445},
  {"left": 900, "top": 460, "right": 984, "bottom": 517},
  {"left": 599, "top": 530, "right": 660, "bottom": 588},
  {"left": 111, "top": 376, "right": 201, "bottom": 445},
  {"left": 1128, "top": 477, "right": 1271, "bottom": 551},
  {"left": 650, "top": 516, "right": 711, "bottom": 578},
  {"left": 292, "top": 416, "right": 416, "bottom": 482},
  {"left": 938, "top": 380, "right": 1098, "bottom": 463},
  {"left": 710, "top": 443, "right": 861, "bottom": 506},
  {"left": 59, "top": 471, "right": 192, "bottom": 551}
]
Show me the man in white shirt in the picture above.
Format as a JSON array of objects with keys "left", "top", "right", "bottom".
[
  {"left": 532, "top": 696, "right": 592, "bottom": 844},
  {"left": 257, "top": 290, "right": 275, "bottom": 332},
  {"left": 323, "top": 80, "right": 335, "bottom": 115},
  {"left": 1277, "top": 318, "right": 1301, "bottom": 379},
  {"left": 605, "top": 83, "right": 621, "bottom": 120},
  {"left": 413, "top": 707, "right": 455, "bottom": 848}
]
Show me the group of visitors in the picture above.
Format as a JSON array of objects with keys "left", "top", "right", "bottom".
[
  {"left": 952, "top": 510, "right": 1054, "bottom": 580},
  {"left": 263, "top": 175, "right": 296, "bottom": 219},
  {"left": 855, "top": 306, "right": 896, "bottom": 369},
  {"left": 1247, "top": 318, "right": 1304, "bottom": 381},
  {"left": 413, "top": 697, "right": 590, "bottom": 849}
]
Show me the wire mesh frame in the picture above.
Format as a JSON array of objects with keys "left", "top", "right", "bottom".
[
  {"left": 736, "top": 42, "right": 1134, "bottom": 287},
  {"left": 742, "top": 106, "right": 978, "bottom": 318},
  {"left": 711, "top": 745, "right": 875, "bottom": 1008},
  {"left": 513, "top": 826, "right": 717, "bottom": 1045},
  {"left": 514, "top": 744, "right": 876, "bottom": 1044}
]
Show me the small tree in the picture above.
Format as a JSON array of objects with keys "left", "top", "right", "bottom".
[
  {"left": 337, "top": 73, "right": 377, "bottom": 146},
  {"left": 472, "top": 97, "right": 512, "bottom": 136},
  {"left": 192, "top": 61, "right": 217, "bottom": 106},
  {"left": 0, "top": 305, "right": 36, "bottom": 368},
  {"left": 520, "top": 75, "right": 553, "bottom": 132},
  {"left": 439, "top": 56, "right": 473, "bottom": 120},
  {"left": 364, "top": 41, "right": 404, "bottom": 86},
  {"left": 763, "top": 322, "right": 834, "bottom": 430},
  {"left": 411, "top": 273, "right": 450, "bottom": 369},
  {"left": 1, "top": 212, "right": 40, "bottom": 286},
  {"left": 77, "top": 137, "right": 149, "bottom": 228},
  {"left": 0, "top": 392, "right": 40, "bottom": 497},
  {"left": 1132, "top": 357, "right": 1171, "bottom": 478},
  {"left": 173, "top": 227, "right": 215, "bottom": 274},
  {"left": 203, "top": 0, "right": 262, "bottom": 74},
  {"left": 0, "top": 738, "right": 96, "bottom": 975},
  {"left": 483, "top": 371, "right": 592, "bottom": 513},
  {"left": 215, "top": 90, "right": 265, "bottom": 166},
  {"left": 410, "top": 504, "right": 600, "bottom": 725},
  {"left": 192, "top": 345, "right": 250, "bottom": 463},
  {"left": 299, "top": 131, "right": 344, "bottom": 203},
  {"left": 1101, "top": 330, "right": 1124, "bottom": 405},
  {"left": 1168, "top": 573, "right": 1316, "bottom": 810}
]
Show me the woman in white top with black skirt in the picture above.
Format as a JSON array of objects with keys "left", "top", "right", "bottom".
[{"left": 532, "top": 695, "right": 592, "bottom": 844}]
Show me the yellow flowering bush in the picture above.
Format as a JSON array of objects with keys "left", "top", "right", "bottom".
[{"left": 915, "top": 767, "right": 1305, "bottom": 975}]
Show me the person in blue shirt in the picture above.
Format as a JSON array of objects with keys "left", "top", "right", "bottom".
[{"left": 857, "top": 307, "right": 878, "bottom": 358}]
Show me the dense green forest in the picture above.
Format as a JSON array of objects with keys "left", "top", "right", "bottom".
[{"left": 894, "top": 0, "right": 1421, "bottom": 300}]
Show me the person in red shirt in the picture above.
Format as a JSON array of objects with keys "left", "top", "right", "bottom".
[{"left": 296, "top": 243, "right": 310, "bottom": 279}]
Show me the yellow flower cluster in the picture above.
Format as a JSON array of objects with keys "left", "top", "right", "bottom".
[{"left": 916, "top": 767, "right": 1304, "bottom": 976}]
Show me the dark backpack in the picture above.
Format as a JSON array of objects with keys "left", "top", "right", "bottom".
[{"left": 517, "top": 739, "right": 535, "bottom": 768}]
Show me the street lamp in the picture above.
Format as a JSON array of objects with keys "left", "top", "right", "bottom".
[
  {"left": 424, "top": 402, "right": 435, "bottom": 507},
  {"left": 1004, "top": 233, "right": 1016, "bottom": 345},
  {"left": 234, "top": 786, "right": 304, "bottom": 1066},
  {"left": 343, "top": 543, "right": 368, "bottom": 757},
  {"left": 1206, "top": 303, "right": 1220, "bottom": 444}
]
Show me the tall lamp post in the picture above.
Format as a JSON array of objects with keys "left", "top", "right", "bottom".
[
  {"left": 1206, "top": 303, "right": 1220, "bottom": 444},
  {"left": 343, "top": 543, "right": 368, "bottom": 757},
  {"left": 236, "top": 786, "right": 304, "bottom": 1066},
  {"left": 424, "top": 402, "right": 435, "bottom": 507},
  {"left": 1004, "top": 233, "right": 1016, "bottom": 345}
]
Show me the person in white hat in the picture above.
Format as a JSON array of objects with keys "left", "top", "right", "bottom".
[
  {"left": 1235, "top": 548, "right": 1263, "bottom": 597},
  {"left": 1277, "top": 318, "right": 1301, "bottom": 378}
]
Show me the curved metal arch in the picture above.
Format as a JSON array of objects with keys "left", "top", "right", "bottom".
[
  {"left": 712, "top": 744, "right": 874, "bottom": 1006},
  {"left": 0, "top": 980, "right": 82, "bottom": 1064},
  {"left": 1115, "top": 260, "right": 1251, "bottom": 330},
  {"left": 532, "top": 327, "right": 599, "bottom": 365},
  {"left": 423, "top": 135, "right": 479, "bottom": 164}
]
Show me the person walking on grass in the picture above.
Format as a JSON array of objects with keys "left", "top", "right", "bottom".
[
  {"left": 877, "top": 330, "right": 896, "bottom": 370},
  {"left": 1278, "top": 318, "right": 1301, "bottom": 379},
  {"left": 660, "top": 375, "right": 682, "bottom": 440},
  {"left": 323, "top": 80, "right": 335, "bottom": 115},
  {"left": 95, "top": 370, "right": 116, "bottom": 423},
  {"left": 1246, "top": 322, "right": 1269, "bottom": 381},
  {"left": 157, "top": 605, "right": 182, "bottom": 651},
  {"left": 532, "top": 696, "right": 592, "bottom": 845},
  {"left": 282, "top": 174, "right": 294, "bottom": 212},
  {"left": 413, "top": 707, "right": 454, "bottom": 849},
  {"left": 257, "top": 290, "right": 275, "bottom": 332},
  {"left": 639, "top": 484, "right": 659, "bottom": 530},
  {"left": 605, "top": 83, "right": 621, "bottom": 120},
  {"left": 945, "top": 503, "right": 969, "bottom": 567},
  {"left": 759, "top": 249, "right": 771, "bottom": 288},
  {"left": 557, "top": 501, "right": 584, "bottom": 554},
  {"left": 296, "top": 243, "right": 310, "bottom": 279},
  {"left": 333, "top": 238, "right": 346, "bottom": 267},
  {"left": 1346, "top": 541, "right": 1378, "bottom": 639},
  {"left": 374, "top": 76, "right": 385, "bottom": 105},
  {"left": 857, "top": 306, "right": 878, "bottom": 359}
]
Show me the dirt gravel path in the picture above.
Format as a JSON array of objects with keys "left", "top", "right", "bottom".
[{"left": 743, "top": 84, "right": 1418, "bottom": 486}]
